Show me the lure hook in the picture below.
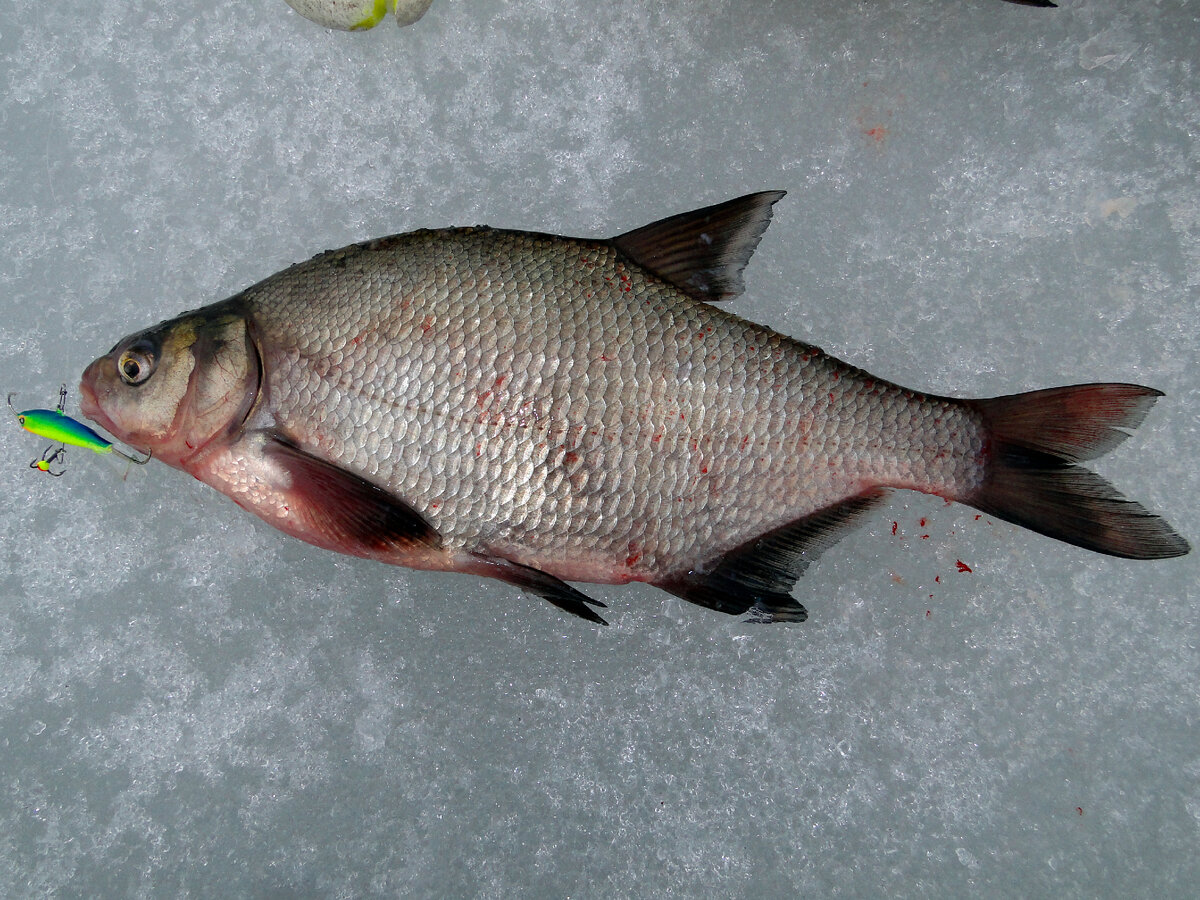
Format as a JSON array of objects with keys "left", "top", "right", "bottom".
[
  {"left": 113, "top": 445, "right": 153, "bottom": 465},
  {"left": 29, "top": 445, "right": 67, "bottom": 477}
]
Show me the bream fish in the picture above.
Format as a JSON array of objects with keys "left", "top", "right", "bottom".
[{"left": 79, "top": 193, "right": 1188, "bottom": 624}]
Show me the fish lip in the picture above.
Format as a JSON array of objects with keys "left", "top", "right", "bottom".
[
  {"left": 77, "top": 362, "right": 100, "bottom": 418},
  {"left": 77, "top": 358, "right": 116, "bottom": 436}
]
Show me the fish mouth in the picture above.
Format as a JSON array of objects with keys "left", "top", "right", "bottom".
[{"left": 78, "top": 357, "right": 117, "bottom": 437}]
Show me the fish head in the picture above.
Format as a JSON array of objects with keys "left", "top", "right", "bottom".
[{"left": 79, "top": 304, "right": 260, "bottom": 469}]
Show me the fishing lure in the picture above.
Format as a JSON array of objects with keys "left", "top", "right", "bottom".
[{"left": 9, "top": 384, "right": 151, "bottom": 472}]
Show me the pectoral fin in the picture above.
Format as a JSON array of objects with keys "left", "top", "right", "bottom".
[{"left": 265, "top": 434, "right": 441, "bottom": 556}]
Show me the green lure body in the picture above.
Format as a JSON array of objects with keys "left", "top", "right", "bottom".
[
  {"left": 14, "top": 407, "right": 116, "bottom": 454},
  {"left": 9, "top": 388, "right": 150, "bottom": 469}
]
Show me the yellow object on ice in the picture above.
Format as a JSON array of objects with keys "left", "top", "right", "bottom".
[{"left": 284, "top": 0, "right": 433, "bottom": 31}]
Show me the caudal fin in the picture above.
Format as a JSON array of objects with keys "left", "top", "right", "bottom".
[{"left": 968, "top": 384, "right": 1189, "bottom": 560}]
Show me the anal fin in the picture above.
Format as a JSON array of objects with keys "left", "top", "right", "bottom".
[{"left": 656, "top": 491, "right": 888, "bottom": 623}]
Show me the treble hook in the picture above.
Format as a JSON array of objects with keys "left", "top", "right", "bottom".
[{"left": 29, "top": 444, "right": 67, "bottom": 476}]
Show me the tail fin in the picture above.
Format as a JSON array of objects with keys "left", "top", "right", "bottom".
[{"left": 968, "top": 384, "right": 1189, "bottom": 560}]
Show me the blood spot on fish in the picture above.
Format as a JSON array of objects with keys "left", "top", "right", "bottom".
[
  {"left": 956, "top": 560, "right": 973, "bottom": 573},
  {"left": 625, "top": 545, "right": 642, "bottom": 567},
  {"left": 1077, "top": 808, "right": 1084, "bottom": 816},
  {"left": 919, "top": 518, "right": 927, "bottom": 527},
  {"left": 494, "top": 376, "right": 506, "bottom": 387},
  {"left": 563, "top": 451, "right": 580, "bottom": 467},
  {"left": 420, "top": 315, "right": 434, "bottom": 332},
  {"left": 935, "top": 575, "right": 941, "bottom": 584},
  {"left": 892, "top": 521, "right": 898, "bottom": 535},
  {"left": 926, "top": 609, "right": 931, "bottom": 618}
]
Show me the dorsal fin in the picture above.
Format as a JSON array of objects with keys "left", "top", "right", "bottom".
[
  {"left": 611, "top": 191, "right": 785, "bottom": 302},
  {"left": 654, "top": 491, "right": 888, "bottom": 622}
]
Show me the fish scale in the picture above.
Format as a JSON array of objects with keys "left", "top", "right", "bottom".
[{"left": 79, "top": 192, "right": 1188, "bottom": 624}]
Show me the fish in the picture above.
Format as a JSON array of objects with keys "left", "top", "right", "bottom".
[{"left": 79, "top": 192, "right": 1188, "bottom": 625}]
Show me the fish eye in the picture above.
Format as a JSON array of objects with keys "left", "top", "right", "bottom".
[{"left": 117, "top": 342, "right": 157, "bottom": 386}]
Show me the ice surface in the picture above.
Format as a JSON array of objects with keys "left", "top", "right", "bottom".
[{"left": 0, "top": 0, "right": 1197, "bottom": 896}]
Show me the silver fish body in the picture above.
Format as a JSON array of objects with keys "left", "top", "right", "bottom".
[{"left": 80, "top": 193, "right": 1188, "bottom": 623}]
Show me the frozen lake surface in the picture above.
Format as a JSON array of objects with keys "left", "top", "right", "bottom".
[{"left": 0, "top": 0, "right": 1196, "bottom": 896}]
